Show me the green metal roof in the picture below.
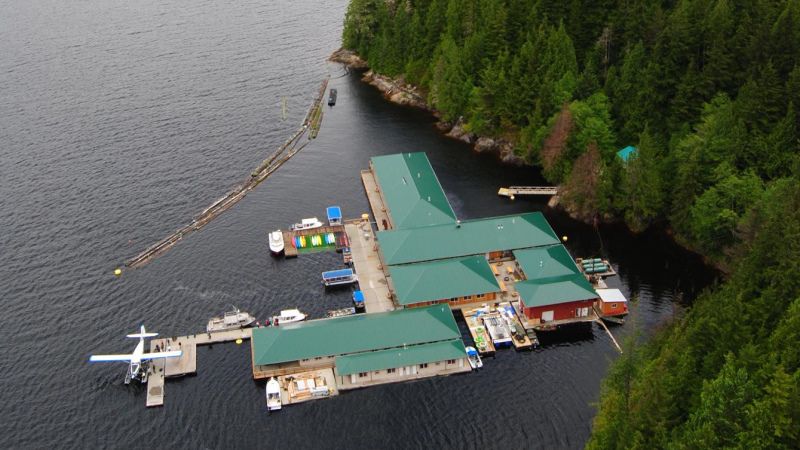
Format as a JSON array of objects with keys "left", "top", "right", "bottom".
[
  {"left": 335, "top": 339, "right": 467, "bottom": 375},
  {"left": 516, "top": 274, "right": 598, "bottom": 308},
  {"left": 377, "top": 212, "right": 560, "bottom": 265},
  {"left": 388, "top": 255, "right": 500, "bottom": 306},
  {"left": 252, "top": 304, "right": 460, "bottom": 366},
  {"left": 513, "top": 245, "right": 580, "bottom": 281},
  {"left": 371, "top": 153, "right": 457, "bottom": 228}
]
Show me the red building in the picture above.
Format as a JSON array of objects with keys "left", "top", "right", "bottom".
[{"left": 515, "top": 274, "right": 599, "bottom": 326}]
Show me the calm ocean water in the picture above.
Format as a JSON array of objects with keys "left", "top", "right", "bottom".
[{"left": 0, "top": 1, "right": 715, "bottom": 448}]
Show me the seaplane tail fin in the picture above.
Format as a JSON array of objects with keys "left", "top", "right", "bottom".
[
  {"left": 89, "top": 354, "right": 133, "bottom": 362},
  {"left": 126, "top": 325, "right": 158, "bottom": 339},
  {"left": 140, "top": 350, "right": 182, "bottom": 360}
]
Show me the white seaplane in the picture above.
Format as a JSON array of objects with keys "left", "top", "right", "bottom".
[{"left": 89, "top": 325, "right": 182, "bottom": 384}]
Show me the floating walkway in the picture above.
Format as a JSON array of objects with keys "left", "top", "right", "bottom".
[
  {"left": 145, "top": 328, "right": 253, "bottom": 407},
  {"left": 498, "top": 186, "right": 559, "bottom": 199},
  {"left": 344, "top": 218, "right": 395, "bottom": 313},
  {"left": 124, "top": 78, "right": 330, "bottom": 270}
]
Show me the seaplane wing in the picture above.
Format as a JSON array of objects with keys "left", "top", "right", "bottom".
[
  {"left": 140, "top": 350, "right": 182, "bottom": 360},
  {"left": 89, "top": 354, "right": 134, "bottom": 362}
]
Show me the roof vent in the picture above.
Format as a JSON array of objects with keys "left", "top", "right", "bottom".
[
  {"left": 417, "top": 172, "right": 421, "bottom": 178},
  {"left": 401, "top": 177, "right": 407, "bottom": 185},
  {"left": 456, "top": 220, "right": 461, "bottom": 228},
  {"left": 427, "top": 195, "right": 431, "bottom": 201}
]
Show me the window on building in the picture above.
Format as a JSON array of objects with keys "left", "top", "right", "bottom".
[
  {"left": 476, "top": 293, "right": 485, "bottom": 299},
  {"left": 611, "top": 303, "right": 617, "bottom": 309},
  {"left": 358, "top": 372, "right": 368, "bottom": 378},
  {"left": 419, "top": 363, "right": 428, "bottom": 369},
  {"left": 450, "top": 297, "right": 458, "bottom": 302},
  {"left": 446, "top": 359, "right": 456, "bottom": 364},
  {"left": 387, "top": 368, "right": 396, "bottom": 374}
]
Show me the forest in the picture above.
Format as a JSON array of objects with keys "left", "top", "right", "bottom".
[{"left": 342, "top": 0, "right": 800, "bottom": 447}]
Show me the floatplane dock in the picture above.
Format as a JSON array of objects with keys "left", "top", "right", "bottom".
[{"left": 145, "top": 328, "right": 253, "bottom": 407}]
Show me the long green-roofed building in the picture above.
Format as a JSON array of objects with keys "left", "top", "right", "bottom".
[
  {"left": 388, "top": 255, "right": 500, "bottom": 306},
  {"left": 377, "top": 212, "right": 560, "bottom": 266},
  {"left": 370, "top": 152, "right": 457, "bottom": 229},
  {"left": 251, "top": 304, "right": 470, "bottom": 387}
]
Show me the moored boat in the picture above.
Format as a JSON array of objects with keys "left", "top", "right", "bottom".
[
  {"left": 322, "top": 268, "right": 357, "bottom": 286},
  {"left": 290, "top": 217, "right": 323, "bottom": 231},
  {"left": 206, "top": 307, "right": 256, "bottom": 332},
  {"left": 326, "top": 307, "right": 356, "bottom": 318},
  {"left": 326, "top": 206, "right": 342, "bottom": 226},
  {"left": 465, "top": 346, "right": 483, "bottom": 369},
  {"left": 483, "top": 315, "right": 513, "bottom": 347},
  {"left": 352, "top": 290, "right": 365, "bottom": 310},
  {"left": 266, "top": 377, "right": 282, "bottom": 411},
  {"left": 271, "top": 308, "right": 307, "bottom": 325},
  {"left": 328, "top": 88, "right": 337, "bottom": 106},
  {"left": 269, "top": 230, "right": 285, "bottom": 255}
]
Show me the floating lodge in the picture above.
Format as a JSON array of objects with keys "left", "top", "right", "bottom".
[
  {"left": 245, "top": 152, "right": 628, "bottom": 406},
  {"left": 139, "top": 152, "right": 628, "bottom": 409}
]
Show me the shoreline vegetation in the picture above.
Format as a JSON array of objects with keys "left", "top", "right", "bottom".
[{"left": 337, "top": 1, "right": 800, "bottom": 448}]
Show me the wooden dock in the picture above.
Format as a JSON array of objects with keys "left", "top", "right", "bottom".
[
  {"left": 498, "top": 302, "right": 534, "bottom": 350},
  {"left": 360, "top": 169, "right": 393, "bottom": 230},
  {"left": 281, "top": 225, "right": 346, "bottom": 258},
  {"left": 145, "top": 328, "right": 253, "bottom": 407},
  {"left": 498, "top": 186, "right": 559, "bottom": 199},
  {"left": 461, "top": 309, "right": 496, "bottom": 356},
  {"left": 344, "top": 219, "right": 395, "bottom": 313},
  {"left": 576, "top": 257, "right": 617, "bottom": 278},
  {"left": 277, "top": 368, "right": 339, "bottom": 406}
]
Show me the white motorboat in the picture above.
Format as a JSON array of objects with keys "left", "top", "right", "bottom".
[
  {"left": 206, "top": 307, "right": 256, "bottom": 333},
  {"left": 271, "top": 308, "right": 307, "bottom": 325},
  {"left": 269, "top": 230, "right": 285, "bottom": 255},
  {"left": 465, "top": 346, "right": 483, "bottom": 369},
  {"left": 290, "top": 217, "right": 323, "bottom": 231},
  {"left": 266, "top": 377, "right": 282, "bottom": 411}
]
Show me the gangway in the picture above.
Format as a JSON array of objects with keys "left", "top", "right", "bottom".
[{"left": 498, "top": 186, "right": 559, "bottom": 199}]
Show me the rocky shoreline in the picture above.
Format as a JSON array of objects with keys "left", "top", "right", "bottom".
[{"left": 330, "top": 48, "right": 526, "bottom": 166}]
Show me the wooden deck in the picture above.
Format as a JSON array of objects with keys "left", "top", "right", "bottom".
[
  {"left": 277, "top": 368, "right": 339, "bottom": 405},
  {"left": 360, "top": 169, "right": 393, "bottom": 230},
  {"left": 145, "top": 328, "right": 253, "bottom": 407},
  {"left": 344, "top": 220, "right": 395, "bottom": 313},
  {"left": 576, "top": 258, "right": 618, "bottom": 278},
  {"left": 498, "top": 302, "right": 534, "bottom": 350},
  {"left": 461, "top": 308, "right": 496, "bottom": 356},
  {"left": 498, "top": 186, "right": 558, "bottom": 199},
  {"left": 281, "top": 225, "right": 346, "bottom": 258}
]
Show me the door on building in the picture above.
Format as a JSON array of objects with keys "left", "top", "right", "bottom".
[{"left": 541, "top": 310, "right": 554, "bottom": 322}]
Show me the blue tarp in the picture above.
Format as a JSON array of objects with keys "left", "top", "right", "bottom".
[
  {"left": 322, "top": 268, "right": 354, "bottom": 279},
  {"left": 353, "top": 291, "right": 364, "bottom": 303},
  {"left": 617, "top": 146, "right": 638, "bottom": 162},
  {"left": 466, "top": 347, "right": 478, "bottom": 356},
  {"left": 326, "top": 206, "right": 342, "bottom": 220}
]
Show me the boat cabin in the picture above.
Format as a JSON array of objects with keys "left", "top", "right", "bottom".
[
  {"left": 353, "top": 290, "right": 365, "bottom": 309},
  {"left": 322, "top": 268, "right": 357, "bottom": 286},
  {"left": 326, "top": 206, "right": 342, "bottom": 226}
]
